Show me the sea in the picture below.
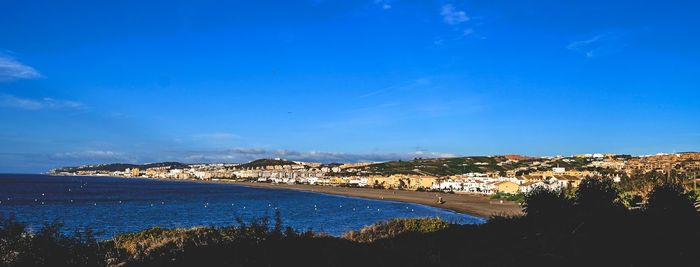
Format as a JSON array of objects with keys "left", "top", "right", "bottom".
[{"left": 0, "top": 174, "right": 484, "bottom": 239}]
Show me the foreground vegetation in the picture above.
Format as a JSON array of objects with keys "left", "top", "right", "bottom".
[{"left": 1, "top": 179, "right": 698, "bottom": 267}]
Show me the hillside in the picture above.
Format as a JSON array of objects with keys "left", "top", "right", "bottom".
[
  {"left": 236, "top": 158, "right": 297, "bottom": 169},
  {"left": 53, "top": 162, "right": 189, "bottom": 172},
  {"left": 362, "top": 156, "right": 511, "bottom": 176}
]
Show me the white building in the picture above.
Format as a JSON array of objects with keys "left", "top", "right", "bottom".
[{"left": 348, "top": 177, "right": 368, "bottom": 187}]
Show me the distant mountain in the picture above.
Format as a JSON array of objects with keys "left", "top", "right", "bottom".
[
  {"left": 236, "top": 158, "right": 297, "bottom": 169},
  {"left": 53, "top": 162, "right": 189, "bottom": 172}
]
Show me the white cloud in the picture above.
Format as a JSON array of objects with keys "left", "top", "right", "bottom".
[
  {"left": 441, "top": 4, "right": 469, "bottom": 25},
  {"left": 567, "top": 33, "right": 625, "bottom": 58},
  {"left": 359, "top": 78, "right": 431, "bottom": 98},
  {"left": 193, "top": 132, "right": 239, "bottom": 141},
  {"left": 180, "top": 148, "right": 458, "bottom": 164},
  {"left": 45, "top": 150, "right": 139, "bottom": 167},
  {"left": 52, "top": 150, "right": 125, "bottom": 160},
  {"left": 374, "top": 0, "right": 392, "bottom": 10},
  {"left": 0, "top": 55, "right": 42, "bottom": 82},
  {"left": 567, "top": 34, "right": 604, "bottom": 58},
  {"left": 0, "top": 94, "right": 85, "bottom": 110},
  {"left": 567, "top": 35, "right": 604, "bottom": 49}
]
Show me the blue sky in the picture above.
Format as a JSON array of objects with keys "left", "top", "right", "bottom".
[{"left": 1, "top": 0, "right": 699, "bottom": 172}]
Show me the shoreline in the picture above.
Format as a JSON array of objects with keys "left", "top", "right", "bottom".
[
  {"left": 39, "top": 174, "right": 523, "bottom": 218},
  {"left": 228, "top": 181, "right": 523, "bottom": 218}
]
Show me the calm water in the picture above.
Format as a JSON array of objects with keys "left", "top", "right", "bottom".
[{"left": 0, "top": 174, "right": 483, "bottom": 238}]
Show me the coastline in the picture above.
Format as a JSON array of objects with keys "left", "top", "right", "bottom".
[
  {"left": 40, "top": 174, "right": 523, "bottom": 218},
  {"left": 229, "top": 181, "right": 523, "bottom": 218}
]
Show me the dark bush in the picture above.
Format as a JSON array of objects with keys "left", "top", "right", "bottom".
[
  {"left": 574, "top": 178, "right": 625, "bottom": 218},
  {"left": 645, "top": 183, "right": 697, "bottom": 217},
  {"left": 522, "top": 186, "right": 572, "bottom": 220},
  {"left": 343, "top": 217, "right": 449, "bottom": 243}
]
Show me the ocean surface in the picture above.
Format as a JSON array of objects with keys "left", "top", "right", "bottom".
[{"left": 0, "top": 174, "right": 483, "bottom": 238}]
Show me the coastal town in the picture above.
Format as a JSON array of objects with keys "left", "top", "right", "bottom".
[{"left": 50, "top": 152, "right": 700, "bottom": 197}]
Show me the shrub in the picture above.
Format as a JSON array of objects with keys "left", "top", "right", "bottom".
[
  {"left": 491, "top": 192, "right": 525, "bottom": 203},
  {"left": 522, "top": 186, "right": 572, "bottom": 220},
  {"left": 0, "top": 214, "right": 29, "bottom": 266},
  {"left": 0, "top": 216, "right": 102, "bottom": 267},
  {"left": 645, "top": 183, "right": 697, "bottom": 218},
  {"left": 343, "top": 218, "right": 449, "bottom": 243},
  {"left": 574, "top": 178, "right": 624, "bottom": 218}
]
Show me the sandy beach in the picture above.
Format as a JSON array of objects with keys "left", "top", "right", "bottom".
[{"left": 228, "top": 181, "right": 523, "bottom": 218}]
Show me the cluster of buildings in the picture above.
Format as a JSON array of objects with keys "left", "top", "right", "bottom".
[
  {"left": 50, "top": 152, "right": 700, "bottom": 196},
  {"left": 625, "top": 152, "right": 700, "bottom": 175},
  {"left": 431, "top": 170, "right": 589, "bottom": 195},
  {"left": 53, "top": 166, "right": 597, "bottom": 197},
  {"left": 247, "top": 170, "right": 586, "bottom": 195}
]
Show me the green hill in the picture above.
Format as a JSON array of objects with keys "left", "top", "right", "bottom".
[
  {"left": 236, "top": 158, "right": 297, "bottom": 169},
  {"left": 362, "top": 156, "right": 511, "bottom": 176}
]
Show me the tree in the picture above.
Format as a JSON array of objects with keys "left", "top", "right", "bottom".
[
  {"left": 574, "top": 178, "right": 624, "bottom": 218},
  {"left": 645, "top": 183, "right": 697, "bottom": 218},
  {"left": 522, "top": 186, "right": 572, "bottom": 220}
]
